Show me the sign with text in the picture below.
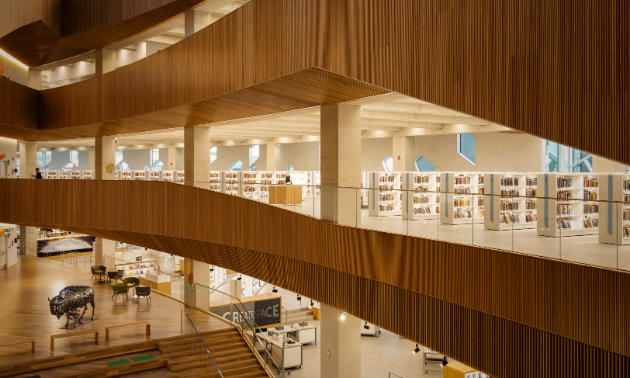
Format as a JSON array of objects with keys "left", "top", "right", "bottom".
[{"left": 211, "top": 297, "right": 281, "bottom": 328}]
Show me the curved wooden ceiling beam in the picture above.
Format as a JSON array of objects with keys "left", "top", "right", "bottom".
[
  {"left": 0, "top": 0, "right": 209, "bottom": 67},
  {"left": 1, "top": 179, "right": 629, "bottom": 378},
  {"left": 0, "top": 0, "right": 629, "bottom": 167}
]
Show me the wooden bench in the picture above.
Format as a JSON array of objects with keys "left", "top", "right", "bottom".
[
  {"left": 106, "top": 322, "right": 151, "bottom": 342},
  {"left": 51, "top": 330, "right": 99, "bottom": 351},
  {"left": 0, "top": 339, "right": 35, "bottom": 354}
]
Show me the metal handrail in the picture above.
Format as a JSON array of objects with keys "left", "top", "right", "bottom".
[
  {"left": 389, "top": 373, "right": 404, "bottom": 378},
  {"left": 195, "top": 283, "right": 286, "bottom": 376},
  {"left": 182, "top": 310, "right": 224, "bottom": 378}
]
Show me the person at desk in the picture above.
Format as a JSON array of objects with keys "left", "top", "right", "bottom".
[
  {"left": 285, "top": 175, "right": 292, "bottom": 185},
  {"left": 33, "top": 168, "right": 43, "bottom": 179}
]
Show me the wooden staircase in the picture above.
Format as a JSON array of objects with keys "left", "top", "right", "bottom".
[{"left": 159, "top": 328, "right": 268, "bottom": 378}]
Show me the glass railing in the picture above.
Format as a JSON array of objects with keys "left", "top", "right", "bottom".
[
  {"left": 181, "top": 309, "right": 224, "bottom": 378},
  {"left": 46, "top": 251, "right": 95, "bottom": 270},
  {"left": 170, "top": 179, "right": 630, "bottom": 272},
  {"left": 194, "top": 283, "right": 286, "bottom": 377}
]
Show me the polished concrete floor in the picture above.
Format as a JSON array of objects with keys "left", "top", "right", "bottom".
[
  {"left": 0, "top": 256, "right": 229, "bottom": 368},
  {"left": 270, "top": 198, "right": 630, "bottom": 272}
]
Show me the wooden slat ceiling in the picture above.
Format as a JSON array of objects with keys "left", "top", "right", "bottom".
[
  {"left": 0, "top": 0, "right": 629, "bottom": 164},
  {"left": 0, "top": 0, "right": 208, "bottom": 67},
  {"left": 2, "top": 179, "right": 629, "bottom": 378}
]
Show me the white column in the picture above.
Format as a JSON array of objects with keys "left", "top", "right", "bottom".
[
  {"left": 185, "top": 10, "right": 211, "bottom": 37},
  {"left": 320, "top": 104, "right": 362, "bottom": 226},
  {"left": 95, "top": 49, "right": 116, "bottom": 76},
  {"left": 94, "top": 237, "right": 115, "bottom": 271},
  {"left": 28, "top": 70, "right": 42, "bottom": 90},
  {"left": 320, "top": 304, "right": 361, "bottom": 378},
  {"left": 168, "top": 145, "right": 178, "bottom": 170},
  {"left": 19, "top": 226, "right": 37, "bottom": 256},
  {"left": 266, "top": 142, "right": 282, "bottom": 171},
  {"left": 184, "top": 258, "right": 210, "bottom": 308},
  {"left": 393, "top": 136, "right": 415, "bottom": 172},
  {"left": 95, "top": 136, "right": 116, "bottom": 180},
  {"left": 184, "top": 126, "right": 211, "bottom": 187},
  {"left": 88, "top": 149, "right": 95, "bottom": 170},
  {"left": 18, "top": 142, "right": 37, "bottom": 179}
]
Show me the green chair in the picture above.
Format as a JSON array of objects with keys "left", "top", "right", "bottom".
[
  {"left": 123, "top": 277, "right": 141, "bottom": 297},
  {"left": 111, "top": 283, "right": 129, "bottom": 301}
]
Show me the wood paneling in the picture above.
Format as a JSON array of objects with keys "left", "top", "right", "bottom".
[
  {"left": 0, "top": 0, "right": 206, "bottom": 67},
  {"left": 0, "top": 77, "right": 40, "bottom": 138},
  {"left": 2, "top": 180, "right": 630, "bottom": 378}
]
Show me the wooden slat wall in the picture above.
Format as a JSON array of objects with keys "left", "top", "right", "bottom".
[
  {"left": 0, "top": 77, "right": 40, "bottom": 138},
  {"left": 17, "top": 0, "right": 626, "bottom": 166},
  {"left": 2, "top": 180, "right": 630, "bottom": 378}
]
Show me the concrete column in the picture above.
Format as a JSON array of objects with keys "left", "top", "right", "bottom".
[
  {"left": 19, "top": 226, "right": 37, "bottom": 256},
  {"left": 184, "top": 258, "right": 210, "bottom": 309},
  {"left": 28, "top": 70, "right": 42, "bottom": 90},
  {"left": 185, "top": 10, "right": 211, "bottom": 37},
  {"left": 95, "top": 136, "right": 115, "bottom": 180},
  {"left": 184, "top": 126, "right": 211, "bottom": 187},
  {"left": 393, "top": 136, "right": 416, "bottom": 172},
  {"left": 94, "top": 237, "right": 115, "bottom": 271},
  {"left": 88, "top": 149, "right": 95, "bottom": 170},
  {"left": 95, "top": 49, "right": 116, "bottom": 76},
  {"left": 320, "top": 304, "right": 361, "bottom": 378},
  {"left": 168, "top": 145, "right": 177, "bottom": 170},
  {"left": 18, "top": 142, "right": 37, "bottom": 179},
  {"left": 320, "top": 104, "right": 362, "bottom": 226},
  {"left": 265, "top": 142, "right": 282, "bottom": 171}
]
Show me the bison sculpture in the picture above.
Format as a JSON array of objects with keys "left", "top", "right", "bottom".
[{"left": 48, "top": 286, "right": 96, "bottom": 329}]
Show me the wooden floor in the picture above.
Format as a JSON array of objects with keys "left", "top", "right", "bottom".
[{"left": 0, "top": 256, "right": 230, "bottom": 367}]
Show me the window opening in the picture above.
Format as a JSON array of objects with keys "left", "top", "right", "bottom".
[
  {"left": 414, "top": 155, "right": 437, "bottom": 171},
  {"left": 230, "top": 159, "right": 243, "bottom": 171},
  {"left": 457, "top": 133, "right": 476, "bottom": 165},
  {"left": 382, "top": 156, "right": 393, "bottom": 173}
]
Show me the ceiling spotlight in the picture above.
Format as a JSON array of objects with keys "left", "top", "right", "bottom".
[
  {"left": 339, "top": 312, "right": 346, "bottom": 321},
  {"left": 237, "top": 275, "right": 242, "bottom": 280},
  {"left": 440, "top": 358, "right": 448, "bottom": 368},
  {"left": 297, "top": 294, "right": 302, "bottom": 301},
  {"left": 308, "top": 300, "right": 314, "bottom": 309},
  {"left": 364, "top": 322, "right": 370, "bottom": 330},
  {"left": 272, "top": 286, "right": 278, "bottom": 293},
  {"left": 210, "top": 267, "right": 214, "bottom": 272},
  {"left": 413, "top": 344, "right": 420, "bottom": 355}
]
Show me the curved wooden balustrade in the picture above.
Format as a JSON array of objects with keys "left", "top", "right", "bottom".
[
  {"left": 0, "top": 179, "right": 629, "bottom": 378},
  {"left": 0, "top": 0, "right": 208, "bottom": 67},
  {"left": 1, "top": 0, "right": 630, "bottom": 166}
]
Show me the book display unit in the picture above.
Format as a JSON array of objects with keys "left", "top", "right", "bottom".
[
  {"left": 58, "top": 171, "right": 69, "bottom": 179},
  {"left": 44, "top": 171, "right": 57, "bottom": 179},
  {"left": 440, "top": 172, "right": 482, "bottom": 224},
  {"left": 175, "top": 171, "right": 185, "bottom": 184},
  {"left": 242, "top": 172, "right": 258, "bottom": 199},
  {"left": 367, "top": 172, "right": 402, "bottom": 217},
  {"left": 115, "top": 260, "right": 155, "bottom": 278},
  {"left": 240, "top": 275, "right": 267, "bottom": 297},
  {"left": 537, "top": 173, "right": 599, "bottom": 237},
  {"left": 401, "top": 172, "right": 440, "bottom": 220},
  {"left": 210, "top": 171, "right": 224, "bottom": 192},
  {"left": 225, "top": 172, "right": 242, "bottom": 196},
  {"left": 258, "top": 172, "right": 274, "bottom": 200},
  {"left": 210, "top": 265, "right": 227, "bottom": 289},
  {"left": 160, "top": 170, "right": 174, "bottom": 182},
  {"left": 133, "top": 171, "right": 147, "bottom": 181},
  {"left": 71, "top": 171, "right": 81, "bottom": 179},
  {"left": 81, "top": 170, "right": 94, "bottom": 180},
  {"left": 484, "top": 173, "right": 537, "bottom": 230},
  {"left": 117, "top": 170, "right": 132, "bottom": 180},
  {"left": 598, "top": 174, "right": 628, "bottom": 245},
  {"left": 147, "top": 170, "right": 159, "bottom": 181}
]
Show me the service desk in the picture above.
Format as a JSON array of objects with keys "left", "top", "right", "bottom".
[
  {"left": 269, "top": 186, "right": 302, "bottom": 205},
  {"left": 274, "top": 324, "right": 317, "bottom": 345},
  {"left": 140, "top": 273, "right": 171, "bottom": 295},
  {"left": 269, "top": 338, "right": 303, "bottom": 370}
]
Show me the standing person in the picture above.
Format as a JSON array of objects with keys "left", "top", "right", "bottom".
[{"left": 33, "top": 168, "right": 43, "bottom": 179}]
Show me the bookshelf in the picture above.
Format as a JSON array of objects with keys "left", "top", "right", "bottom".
[
  {"left": 476, "top": 174, "right": 484, "bottom": 223},
  {"left": 582, "top": 174, "right": 599, "bottom": 235},
  {"left": 160, "top": 170, "right": 174, "bottom": 182},
  {"left": 368, "top": 172, "right": 402, "bottom": 217},
  {"left": 81, "top": 170, "right": 94, "bottom": 180},
  {"left": 210, "top": 265, "right": 227, "bottom": 289},
  {"left": 175, "top": 171, "right": 185, "bottom": 184},
  {"left": 484, "top": 173, "right": 533, "bottom": 230},
  {"left": 598, "top": 174, "right": 628, "bottom": 245},
  {"left": 258, "top": 171, "right": 274, "bottom": 201},
  {"left": 537, "top": 173, "right": 594, "bottom": 237},
  {"left": 401, "top": 172, "right": 440, "bottom": 220},
  {"left": 117, "top": 170, "right": 132, "bottom": 180},
  {"left": 225, "top": 172, "right": 242, "bottom": 196},
  {"left": 147, "top": 170, "right": 160, "bottom": 182},
  {"left": 58, "top": 171, "right": 69, "bottom": 179},
  {"left": 440, "top": 172, "right": 482, "bottom": 224},
  {"left": 210, "top": 171, "right": 224, "bottom": 192},
  {"left": 44, "top": 171, "right": 57, "bottom": 179},
  {"left": 70, "top": 171, "right": 81, "bottom": 180},
  {"left": 242, "top": 172, "right": 258, "bottom": 199},
  {"left": 115, "top": 260, "right": 155, "bottom": 278},
  {"left": 133, "top": 171, "right": 147, "bottom": 181}
]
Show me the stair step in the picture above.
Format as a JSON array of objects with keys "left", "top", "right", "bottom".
[
  {"left": 173, "top": 362, "right": 264, "bottom": 378},
  {"left": 167, "top": 350, "right": 252, "bottom": 368},
  {"left": 164, "top": 341, "right": 248, "bottom": 360},
  {"left": 159, "top": 335, "right": 244, "bottom": 354},
  {"left": 158, "top": 329, "right": 238, "bottom": 351}
]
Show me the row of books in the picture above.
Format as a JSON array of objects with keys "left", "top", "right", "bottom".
[
  {"left": 501, "top": 214, "right": 520, "bottom": 224},
  {"left": 557, "top": 192, "right": 573, "bottom": 200},
  {"left": 380, "top": 175, "right": 396, "bottom": 182},
  {"left": 478, "top": 188, "right": 484, "bottom": 194},
  {"left": 584, "top": 191, "right": 598, "bottom": 200},
  {"left": 583, "top": 217, "right": 599, "bottom": 229},
  {"left": 380, "top": 194, "right": 397, "bottom": 201},
  {"left": 379, "top": 185, "right": 395, "bottom": 191},
  {"left": 454, "top": 187, "right": 471, "bottom": 193},
  {"left": 478, "top": 176, "right": 485, "bottom": 185},
  {"left": 583, "top": 178, "right": 598, "bottom": 188},
  {"left": 527, "top": 177, "right": 538, "bottom": 186},
  {"left": 525, "top": 213, "right": 537, "bottom": 223},
  {"left": 557, "top": 178, "right": 574, "bottom": 188},
  {"left": 500, "top": 201, "right": 518, "bottom": 211},
  {"left": 414, "top": 176, "right": 430, "bottom": 184},
  {"left": 454, "top": 177, "right": 471, "bottom": 185},
  {"left": 478, "top": 198, "right": 484, "bottom": 206},
  {"left": 526, "top": 189, "right": 538, "bottom": 197},
  {"left": 501, "top": 190, "right": 519, "bottom": 197},
  {"left": 379, "top": 204, "right": 399, "bottom": 211},
  {"left": 454, "top": 209, "right": 473, "bottom": 219},
  {"left": 623, "top": 224, "right": 630, "bottom": 238},
  {"left": 226, "top": 173, "right": 238, "bottom": 178},
  {"left": 501, "top": 177, "right": 519, "bottom": 186},
  {"left": 558, "top": 204, "right": 573, "bottom": 215},
  {"left": 526, "top": 200, "right": 537, "bottom": 209},
  {"left": 413, "top": 206, "right": 433, "bottom": 215},
  {"left": 414, "top": 196, "right": 431, "bottom": 204},
  {"left": 454, "top": 198, "right": 471, "bottom": 207},
  {"left": 557, "top": 219, "right": 573, "bottom": 230}
]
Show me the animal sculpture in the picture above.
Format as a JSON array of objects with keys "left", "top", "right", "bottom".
[{"left": 48, "top": 286, "right": 96, "bottom": 329}]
